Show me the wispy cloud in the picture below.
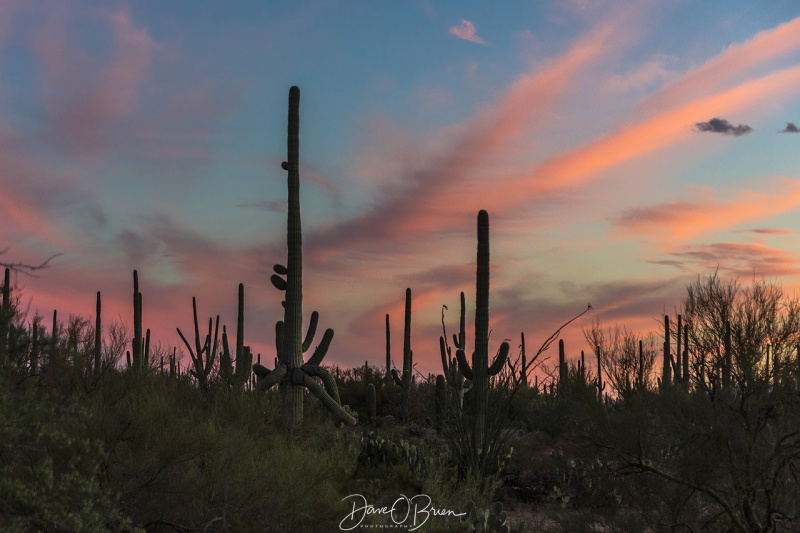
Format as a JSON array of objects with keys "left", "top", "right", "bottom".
[
  {"left": 449, "top": 19, "right": 487, "bottom": 44},
  {"left": 664, "top": 242, "right": 800, "bottom": 278},
  {"left": 645, "top": 16, "right": 800, "bottom": 111},
  {"left": 694, "top": 117, "right": 752, "bottom": 136},
  {"left": 614, "top": 178, "right": 800, "bottom": 240}
]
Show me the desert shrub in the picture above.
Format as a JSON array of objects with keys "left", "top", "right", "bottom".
[{"left": 0, "top": 360, "right": 139, "bottom": 531}]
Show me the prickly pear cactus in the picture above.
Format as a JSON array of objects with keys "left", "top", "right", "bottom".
[
  {"left": 358, "top": 431, "right": 428, "bottom": 477},
  {"left": 464, "top": 501, "right": 525, "bottom": 533}
]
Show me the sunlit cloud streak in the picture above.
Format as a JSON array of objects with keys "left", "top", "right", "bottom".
[
  {"left": 613, "top": 178, "right": 800, "bottom": 240},
  {"left": 304, "top": 25, "right": 614, "bottom": 265}
]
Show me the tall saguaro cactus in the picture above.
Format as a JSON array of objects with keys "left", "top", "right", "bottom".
[
  {"left": 391, "top": 288, "right": 414, "bottom": 421},
  {"left": 385, "top": 314, "right": 391, "bottom": 380},
  {"left": 254, "top": 86, "right": 356, "bottom": 427},
  {"left": 127, "top": 270, "right": 149, "bottom": 370},
  {"left": 94, "top": 291, "right": 102, "bottom": 375},
  {"left": 0, "top": 268, "right": 9, "bottom": 362},
  {"left": 661, "top": 315, "right": 672, "bottom": 390},
  {"left": 456, "top": 210, "right": 510, "bottom": 452}
]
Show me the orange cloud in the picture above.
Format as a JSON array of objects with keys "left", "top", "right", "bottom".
[
  {"left": 449, "top": 19, "right": 487, "bottom": 44},
  {"left": 614, "top": 177, "right": 800, "bottom": 240},
  {"left": 460, "top": 61, "right": 800, "bottom": 212}
]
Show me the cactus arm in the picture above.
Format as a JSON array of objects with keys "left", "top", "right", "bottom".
[
  {"left": 207, "top": 315, "right": 219, "bottom": 377},
  {"left": 440, "top": 336, "right": 453, "bottom": 385},
  {"left": 221, "top": 325, "right": 233, "bottom": 384},
  {"left": 391, "top": 368, "right": 404, "bottom": 387},
  {"left": 302, "top": 364, "right": 342, "bottom": 405},
  {"left": 456, "top": 348, "right": 474, "bottom": 381},
  {"left": 176, "top": 327, "right": 197, "bottom": 361},
  {"left": 300, "top": 372, "right": 357, "bottom": 425},
  {"left": 253, "top": 363, "right": 272, "bottom": 379},
  {"left": 488, "top": 341, "right": 510, "bottom": 376},
  {"left": 270, "top": 274, "right": 287, "bottom": 291},
  {"left": 256, "top": 364, "right": 287, "bottom": 392},
  {"left": 302, "top": 311, "right": 319, "bottom": 352},
  {"left": 306, "top": 327, "right": 334, "bottom": 366}
]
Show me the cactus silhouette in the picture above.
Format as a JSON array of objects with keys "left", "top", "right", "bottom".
[
  {"left": 558, "top": 339, "right": 567, "bottom": 395},
  {"left": 127, "top": 270, "right": 149, "bottom": 370},
  {"left": 661, "top": 314, "right": 672, "bottom": 390},
  {"left": 385, "top": 313, "right": 391, "bottom": 380},
  {"left": 456, "top": 210, "right": 510, "bottom": 452},
  {"left": 391, "top": 288, "right": 414, "bottom": 422},
  {"left": 253, "top": 86, "right": 355, "bottom": 426},
  {"left": 176, "top": 297, "right": 219, "bottom": 392},
  {"left": 0, "top": 268, "right": 8, "bottom": 361},
  {"left": 440, "top": 292, "right": 470, "bottom": 408},
  {"left": 94, "top": 291, "right": 102, "bottom": 375},
  {"left": 218, "top": 283, "right": 252, "bottom": 389}
]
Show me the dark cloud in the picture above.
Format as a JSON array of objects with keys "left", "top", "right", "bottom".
[
  {"left": 694, "top": 117, "right": 752, "bottom": 136},
  {"left": 780, "top": 122, "right": 800, "bottom": 133},
  {"left": 733, "top": 227, "right": 795, "bottom": 236}
]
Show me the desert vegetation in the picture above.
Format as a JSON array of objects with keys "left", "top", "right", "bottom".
[{"left": 2, "top": 87, "right": 800, "bottom": 532}]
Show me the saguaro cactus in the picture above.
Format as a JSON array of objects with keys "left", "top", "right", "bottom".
[
  {"left": 385, "top": 314, "right": 391, "bottom": 380},
  {"left": 219, "top": 283, "right": 252, "bottom": 389},
  {"left": 94, "top": 291, "right": 102, "bottom": 375},
  {"left": 456, "top": 210, "right": 510, "bottom": 452},
  {"left": 558, "top": 339, "right": 567, "bottom": 394},
  {"left": 661, "top": 315, "right": 672, "bottom": 390},
  {"left": 127, "top": 271, "right": 150, "bottom": 370},
  {"left": 0, "top": 268, "right": 9, "bottom": 361},
  {"left": 519, "top": 332, "right": 528, "bottom": 387},
  {"left": 440, "top": 292, "right": 470, "bottom": 409},
  {"left": 596, "top": 348, "right": 605, "bottom": 399},
  {"left": 253, "top": 86, "right": 355, "bottom": 426},
  {"left": 391, "top": 288, "right": 414, "bottom": 422},
  {"left": 176, "top": 297, "right": 219, "bottom": 392}
]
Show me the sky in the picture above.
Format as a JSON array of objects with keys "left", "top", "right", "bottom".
[{"left": 3, "top": 0, "right": 800, "bottom": 380}]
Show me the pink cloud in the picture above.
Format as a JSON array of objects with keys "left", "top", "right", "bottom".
[
  {"left": 449, "top": 19, "right": 487, "bottom": 44},
  {"left": 614, "top": 178, "right": 800, "bottom": 240},
  {"left": 33, "top": 7, "right": 156, "bottom": 156}
]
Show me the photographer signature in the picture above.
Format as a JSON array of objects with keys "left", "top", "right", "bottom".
[{"left": 339, "top": 493, "right": 466, "bottom": 531}]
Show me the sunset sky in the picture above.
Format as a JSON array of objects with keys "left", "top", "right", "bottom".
[{"left": 3, "top": 1, "right": 800, "bottom": 378}]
